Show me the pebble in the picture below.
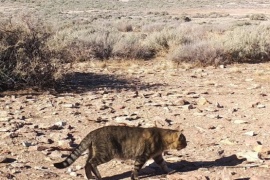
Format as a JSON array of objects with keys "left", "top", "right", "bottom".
[
  {"left": 257, "top": 104, "right": 266, "bottom": 108},
  {"left": 197, "top": 97, "right": 209, "bottom": 106},
  {"left": 22, "top": 141, "right": 33, "bottom": 147},
  {"left": 70, "top": 172, "right": 77, "bottom": 177},
  {"left": 54, "top": 121, "right": 67, "bottom": 127},
  {"left": 182, "top": 104, "right": 193, "bottom": 110},
  {"left": 233, "top": 120, "right": 248, "bottom": 124},
  {"left": 244, "top": 131, "right": 255, "bottom": 136}
]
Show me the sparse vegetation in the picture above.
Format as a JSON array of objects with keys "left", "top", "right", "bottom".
[{"left": 1, "top": 0, "right": 270, "bottom": 90}]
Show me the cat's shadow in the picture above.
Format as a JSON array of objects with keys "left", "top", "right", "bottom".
[{"left": 102, "top": 154, "right": 246, "bottom": 180}]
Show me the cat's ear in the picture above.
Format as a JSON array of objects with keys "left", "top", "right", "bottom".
[{"left": 174, "top": 124, "right": 183, "bottom": 132}]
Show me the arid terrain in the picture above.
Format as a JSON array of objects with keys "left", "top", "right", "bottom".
[
  {"left": 1, "top": 60, "right": 270, "bottom": 180},
  {"left": 1, "top": 0, "right": 270, "bottom": 180}
]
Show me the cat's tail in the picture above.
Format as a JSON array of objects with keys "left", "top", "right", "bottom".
[{"left": 54, "top": 134, "right": 92, "bottom": 169}]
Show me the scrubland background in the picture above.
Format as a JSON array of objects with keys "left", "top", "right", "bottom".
[{"left": 1, "top": 0, "right": 270, "bottom": 90}]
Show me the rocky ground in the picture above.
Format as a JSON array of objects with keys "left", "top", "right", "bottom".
[{"left": 1, "top": 61, "right": 270, "bottom": 180}]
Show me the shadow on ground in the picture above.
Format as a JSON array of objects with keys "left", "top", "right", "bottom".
[
  {"left": 102, "top": 155, "right": 246, "bottom": 180},
  {"left": 0, "top": 72, "right": 165, "bottom": 96},
  {"left": 55, "top": 72, "right": 164, "bottom": 94}
]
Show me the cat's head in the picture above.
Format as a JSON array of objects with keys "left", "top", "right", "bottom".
[{"left": 176, "top": 133, "right": 187, "bottom": 150}]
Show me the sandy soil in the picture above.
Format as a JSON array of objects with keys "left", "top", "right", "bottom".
[{"left": 1, "top": 60, "right": 270, "bottom": 180}]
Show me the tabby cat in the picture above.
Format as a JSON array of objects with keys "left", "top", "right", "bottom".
[{"left": 54, "top": 125, "right": 187, "bottom": 180}]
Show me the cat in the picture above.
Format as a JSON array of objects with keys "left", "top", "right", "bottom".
[{"left": 54, "top": 125, "right": 187, "bottom": 179}]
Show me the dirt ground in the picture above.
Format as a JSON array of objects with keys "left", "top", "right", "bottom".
[
  {"left": 1, "top": 60, "right": 270, "bottom": 180},
  {"left": 1, "top": 1, "right": 270, "bottom": 179}
]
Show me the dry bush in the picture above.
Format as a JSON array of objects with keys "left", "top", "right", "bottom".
[
  {"left": 141, "top": 23, "right": 167, "bottom": 32},
  {"left": 192, "top": 12, "right": 230, "bottom": 18},
  {"left": 249, "top": 14, "right": 267, "bottom": 21},
  {"left": 0, "top": 18, "right": 65, "bottom": 90},
  {"left": 113, "top": 34, "right": 155, "bottom": 59},
  {"left": 115, "top": 21, "right": 133, "bottom": 32},
  {"left": 169, "top": 41, "right": 224, "bottom": 66},
  {"left": 66, "top": 31, "right": 120, "bottom": 60},
  {"left": 144, "top": 30, "right": 170, "bottom": 52},
  {"left": 169, "top": 24, "right": 270, "bottom": 65},
  {"left": 222, "top": 25, "right": 270, "bottom": 63}
]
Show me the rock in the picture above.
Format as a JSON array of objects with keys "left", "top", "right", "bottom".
[
  {"left": 237, "top": 151, "right": 263, "bottom": 162},
  {"left": 99, "top": 105, "right": 110, "bottom": 110},
  {"left": 197, "top": 97, "right": 210, "bottom": 106},
  {"left": 244, "top": 131, "right": 255, "bottom": 136},
  {"left": 257, "top": 104, "right": 266, "bottom": 108},
  {"left": 11, "top": 162, "right": 26, "bottom": 168},
  {"left": 216, "top": 102, "right": 224, "bottom": 108},
  {"left": 70, "top": 172, "right": 77, "bottom": 177},
  {"left": 22, "top": 141, "right": 34, "bottom": 147},
  {"left": 75, "top": 165, "right": 83, "bottom": 170},
  {"left": 49, "top": 150, "right": 63, "bottom": 158},
  {"left": 28, "top": 145, "right": 49, "bottom": 151},
  {"left": 193, "top": 112, "right": 205, "bottom": 116},
  {"left": 0, "top": 156, "right": 8, "bottom": 163},
  {"left": 115, "top": 116, "right": 127, "bottom": 123},
  {"left": 54, "top": 121, "right": 67, "bottom": 127},
  {"left": 0, "top": 110, "right": 9, "bottom": 117},
  {"left": 220, "top": 139, "right": 236, "bottom": 145},
  {"left": 206, "top": 114, "right": 221, "bottom": 119},
  {"left": 0, "top": 128, "right": 11, "bottom": 132},
  {"left": 253, "top": 145, "right": 270, "bottom": 159},
  {"left": 205, "top": 107, "right": 217, "bottom": 112},
  {"left": 34, "top": 166, "right": 48, "bottom": 170},
  {"left": 177, "top": 99, "right": 190, "bottom": 106},
  {"left": 182, "top": 104, "right": 194, "bottom": 110},
  {"left": 245, "top": 78, "right": 253, "bottom": 82},
  {"left": 233, "top": 120, "right": 248, "bottom": 124},
  {"left": 0, "top": 117, "right": 13, "bottom": 122},
  {"left": 62, "top": 104, "right": 74, "bottom": 108},
  {"left": 219, "top": 65, "right": 226, "bottom": 69},
  {"left": 58, "top": 140, "right": 71, "bottom": 148},
  {"left": 187, "top": 93, "right": 200, "bottom": 98},
  {"left": 247, "top": 84, "right": 261, "bottom": 90}
]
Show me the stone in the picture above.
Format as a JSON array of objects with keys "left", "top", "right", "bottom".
[
  {"left": 244, "top": 131, "right": 255, "bottom": 136},
  {"left": 62, "top": 104, "right": 74, "bottom": 108},
  {"left": 70, "top": 172, "right": 77, "bottom": 177},
  {"left": 58, "top": 140, "right": 71, "bottom": 148},
  {"left": 22, "top": 141, "right": 34, "bottom": 147},
  {"left": 182, "top": 104, "right": 193, "bottom": 110},
  {"left": 233, "top": 120, "right": 248, "bottom": 124},
  {"left": 197, "top": 97, "right": 209, "bottom": 106},
  {"left": 54, "top": 121, "right": 67, "bottom": 127},
  {"left": 257, "top": 104, "right": 266, "bottom": 108}
]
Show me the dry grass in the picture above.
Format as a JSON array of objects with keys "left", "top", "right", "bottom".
[
  {"left": 1, "top": 0, "right": 270, "bottom": 90},
  {"left": 0, "top": 18, "right": 66, "bottom": 90}
]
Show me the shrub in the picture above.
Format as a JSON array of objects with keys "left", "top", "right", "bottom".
[
  {"left": 249, "top": 14, "right": 267, "bottom": 21},
  {"left": 66, "top": 31, "right": 120, "bottom": 60},
  {"left": 169, "top": 41, "right": 224, "bottom": 66},
  {"left": 169, "top": 24, "right": 270, "bottom": 65},
  {"left": 115, "top": 21, "right": 133, "bottom": 32},
  {"left": 222, "top": 25, "right": 270, "bottom": 63},
  {"left": 113, "top": 34, "right": 155, "bottom": 59},
  {"left": 0, "top": 18, "right": 64, "bottom": 90}
]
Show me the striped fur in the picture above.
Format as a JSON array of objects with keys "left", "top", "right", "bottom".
[{"left": 54, "top": 126, "right": 187, "bottom": 180}]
